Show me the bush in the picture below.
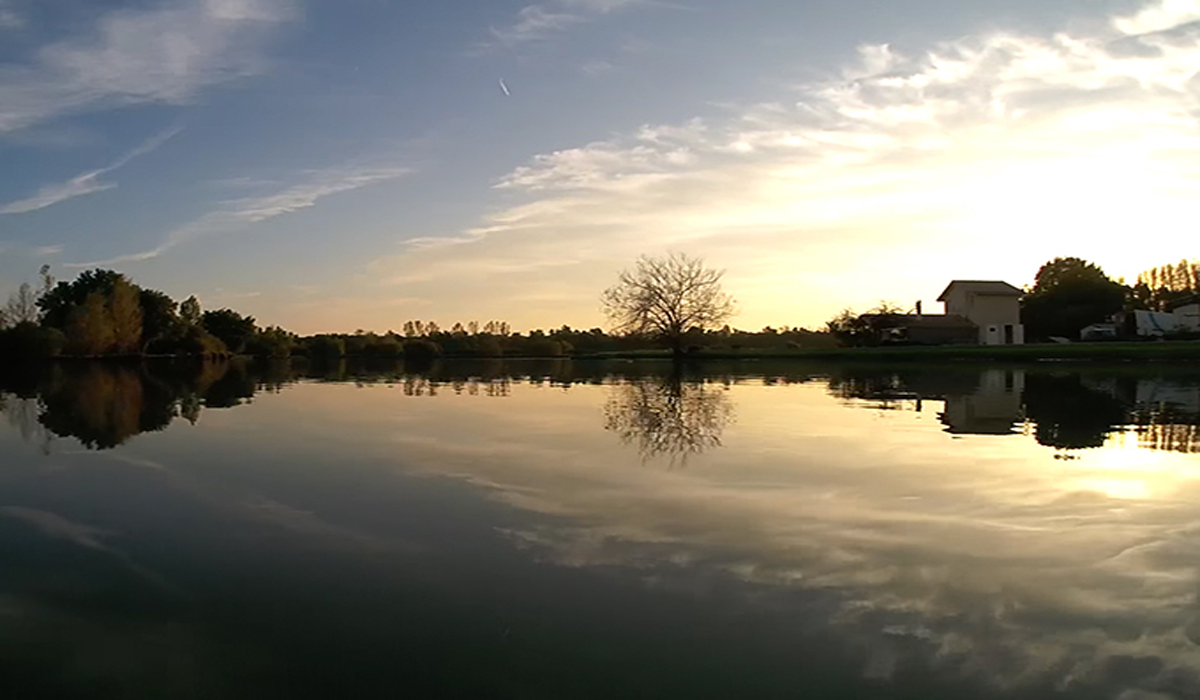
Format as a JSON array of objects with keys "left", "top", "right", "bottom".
[
  {"left": 308, "top": 335, "right": 346, "bottom": 360},
  {"left": 175, "top": 325, "right": 229, "bottom": 357},
  {"left": 0, "top": 322, "right": 65, "bottom": 359},
  {"left": 247, "top": 327, "right": 296, "bottom": 359},
  {"left": 524, "top": 339, "right": 566, "bottom": 357},
  {"left": 402, "top": 340, "right": 441, "bottom": 363}
]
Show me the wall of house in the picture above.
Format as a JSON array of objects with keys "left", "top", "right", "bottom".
[
  {"left": 943, "top": 289, "right": 970, "bottom": 318},
  {"left": 943, "top": 289, "right": 1023, "bottom": 345}
]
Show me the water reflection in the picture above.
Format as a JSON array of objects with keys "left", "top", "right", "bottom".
[
  {"left": 3, "top": 360, "right": 1199, "bottom": 460},
  {"left": 603, "top": 373, "right": 734, "bottom": 467},
  {"left": 4, "top": 360, "right": 1200, "bottom": 698},
  {"left": 827, "top": 365, "right": 1200, "bottom": 453},
  {"left": 0, "top": 360, "right": 267, "bottom": 450}
]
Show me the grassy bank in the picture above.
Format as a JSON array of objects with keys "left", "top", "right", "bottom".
[{"left": 577, "top": 341, "right": 1200, "bottom": 363}]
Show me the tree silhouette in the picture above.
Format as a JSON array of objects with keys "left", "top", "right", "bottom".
[
  {"left": 202, "top": 309, "right": 257, "bottom": 355},
  {"left": 1021, "top": 257, "right": 1126, "bottom": 340},
  {"left": 138, "top": 289, "right": 179, "bottom": 353},
  {"left": 602, "top": 253, "right": 735, "bottom": 357}
]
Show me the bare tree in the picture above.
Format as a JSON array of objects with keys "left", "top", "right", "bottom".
[
  {"left": 5, "top": 283, "right": 40, "bottom": 325},
  {"left": 601, "top": 253, "right": 736, "bottom": 356},
  {"left": 179, "top": 296, "right": 202, "bottom": 326}
]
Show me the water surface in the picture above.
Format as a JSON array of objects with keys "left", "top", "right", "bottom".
[{"left": 2, "top": 360, "right": 1200, "bottom": 699}]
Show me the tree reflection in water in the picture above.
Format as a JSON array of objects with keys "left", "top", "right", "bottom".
[
  {"left": 0, "top": 360, "right": 269, "bottom": 451},
  {"left": 5, "top": 359, "right": 1199, "bottom": 457},
  {"left": 603, "top": 373, "right": 734, "bottom": 468}
]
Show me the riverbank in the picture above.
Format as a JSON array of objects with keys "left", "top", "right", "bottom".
[
  {"left": 576, "top": 341, "right": 1200, "bottom": 363},
  {"left": 6, "top": 340, "right": 1199, "bottom": 366}
]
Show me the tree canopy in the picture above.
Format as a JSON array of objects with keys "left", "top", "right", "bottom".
[
  {"left": 202, "top": 309, "right": 258, "bottom": 355},
  {"left": 1021, "top": 257, "right": 1126, "bottom": 340},
  {"left": 1132, "top": 259, "right": 1200, "bottom": 311},
  {"left": 601, "top": 253, "right": 736, "bottom": 356}
]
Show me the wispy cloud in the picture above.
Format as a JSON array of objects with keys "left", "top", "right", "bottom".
[
  {"left": 581, "top": 59, "right": 616, "bottom": 76},
  {"left": 377, "top": 0, "right": 1200, "bottom": 331},
  {"left": 0, "top": 0, "right": 23, "bottom": 30},
  {"left": 0, "top": 0, "right": 297, "bottom": 135},
  {"left": 0, "top": 173, "right": 117, "bottom": 215},
  {"left": 34, "top": 244, "right": 63, "bottom": 257},
  {"left": 67, "top": 164, "right": 411, "bottom": 268},
  {"left": 488, "top": 0, "right": 640, "bottom": 47},
  {"left": 0, "top": 125, "right": 182, "bottom": 214}
]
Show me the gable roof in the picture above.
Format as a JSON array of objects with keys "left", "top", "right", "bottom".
[
  {"left": 937, "top": 280, "right": 1024, "bottom": 301},
  {"left": 861, "top": 314, "right": 976, "bottom": 329}
]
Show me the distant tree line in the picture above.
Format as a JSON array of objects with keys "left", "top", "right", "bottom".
[
  {"left": 1, "top": 265, "right": 833, "bottom": 362},
  {"left": 298, "top": 322, "right": 834, "bottom": 362},
  {"left": 1131, "top": 259, "right": 1200, "bottom": 312}
]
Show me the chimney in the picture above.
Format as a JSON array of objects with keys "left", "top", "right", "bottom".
[{"left": 915, "top": 300, "right": 922, "bottom": 317}]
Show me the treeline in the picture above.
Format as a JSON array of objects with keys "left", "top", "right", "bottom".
[
  {"left": 0, "top": 267, "right": 292, "bottom": 360},
  {"left": 1132, "top": 259, "right": 1200, "bottom": 311},
  {"left": 2, "top": 268, "right": 835, "bottom": 361},
  {"left": 301, "top": 322, "right": 834, "bottom": 361}
]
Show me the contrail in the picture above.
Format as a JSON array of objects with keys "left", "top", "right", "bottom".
[{"left": 499, "top": 79, "right": 511, "bottom": 96}]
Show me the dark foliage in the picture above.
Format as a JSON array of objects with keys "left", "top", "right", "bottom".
[
  {"left": 1021, "top": 257, "right": 1126, "bottom": 341},
  {"left": 202, "top": 309, "right": 258, "bottom": 355}
]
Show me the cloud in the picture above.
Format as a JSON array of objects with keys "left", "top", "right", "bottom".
[
  {"left": 66, "top": 164, "right": 410, "bottom": 268},
  {"left": 0, "top": 174, "right": 117, "bottom": 215},
  {"left": 1114, "top": 0, "right": 1200, "bottom": 34},
  {"left": 0, "top": 0, "right": 23, "bottom": 30},
  {"left": 376, "top": 0, "right": 1200, "bottom": 331},
  {"left": 581, "top": 59, "right": 615, "bottom": 76},
  {"left": 33, "top": 245, "right": 63, "bottom": 257},
  {"left": 0, "top": 125, "right": 182, "bottom": 214},
  {"left": 489, "top": 0, "right": 639, "bottom": 47},
  {"left": 0, "top": 0, "right": 296, "bottom": 135}
]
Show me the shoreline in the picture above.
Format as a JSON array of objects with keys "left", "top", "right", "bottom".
[{"left": 5, "top": 340, "right": 1199, "bottom": 365}]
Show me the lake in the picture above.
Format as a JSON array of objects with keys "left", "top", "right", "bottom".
[{"left": 2, "top": 359, "right": 1200, "bottom": 699}]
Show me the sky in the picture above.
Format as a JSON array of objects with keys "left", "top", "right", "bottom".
[{"left": 0, "top": 0, "right": 1197, "bottom": 334}]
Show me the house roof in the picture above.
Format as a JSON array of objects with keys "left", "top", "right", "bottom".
[
  {"left": 905, "top": 314, "right": 977, "bottom": 329},
  {"left": 936, "top": 280, "right": 1024, "bottom": 301},
  {"left": 864, "top": 314, "right": 976, "bottom": 329}
]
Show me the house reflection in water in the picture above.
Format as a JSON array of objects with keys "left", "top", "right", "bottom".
[
  {"left": 938, "top": 369, "right": 1024, "bottom": 435},
  {"left": 829, "top": 366, "right": 1200, "bottom": 453}
]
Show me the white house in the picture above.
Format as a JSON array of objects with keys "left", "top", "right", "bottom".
[{"left": 936, "top": 280, "right": 1025, "bottom": 345}]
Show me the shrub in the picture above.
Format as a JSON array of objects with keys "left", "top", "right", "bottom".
[
  {"left": 0, "top": 322, "right": 65, "bottom": 359},
  {"left": 402, "top": 340, "right": 441, "bottom": 363}
]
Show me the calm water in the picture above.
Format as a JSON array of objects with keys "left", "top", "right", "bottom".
[{"left": 2, "top": 359, "right": 1200, "bottom": 699}]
